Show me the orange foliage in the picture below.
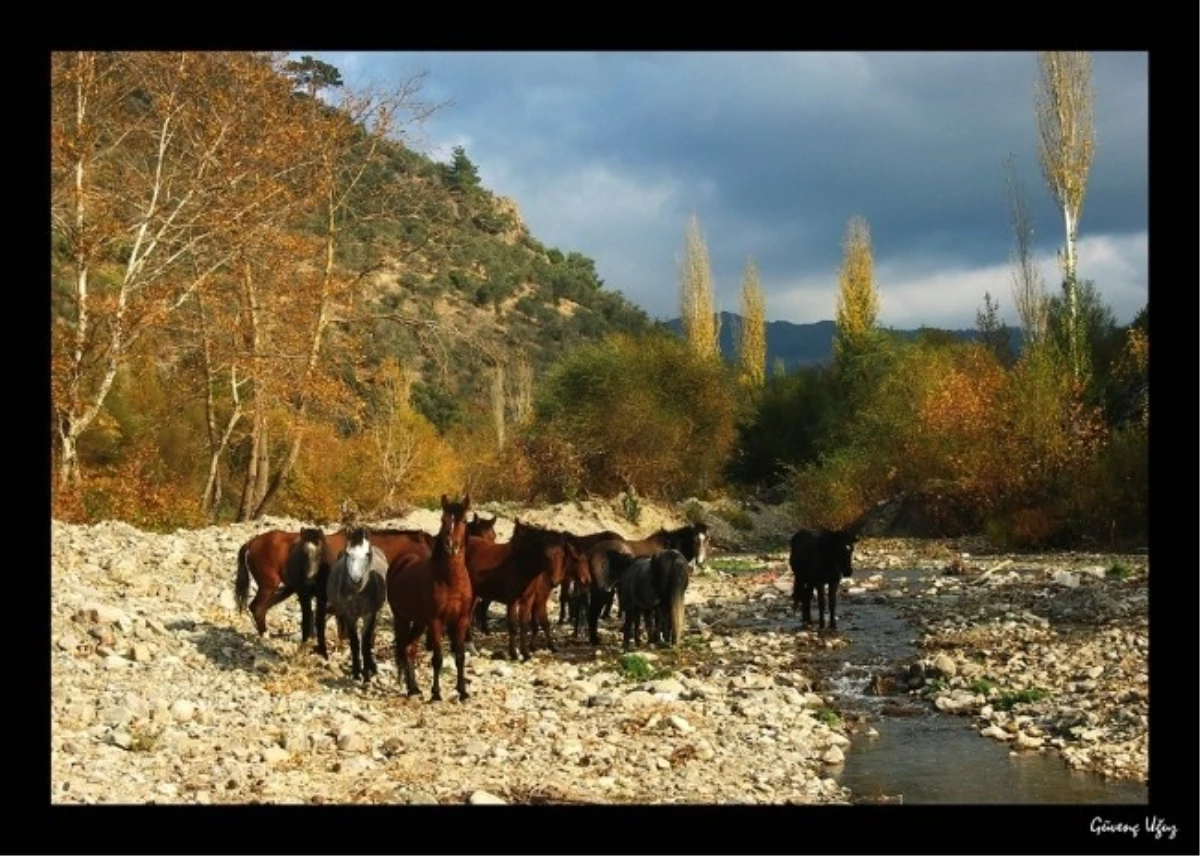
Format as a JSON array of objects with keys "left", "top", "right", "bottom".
[{"left": 52, "top": 440, "right": 208, "bottom": 531}]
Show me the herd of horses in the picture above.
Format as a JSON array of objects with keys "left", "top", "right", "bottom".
[{"left": 233, "top": 494, "right": 858, "bottom": 702}]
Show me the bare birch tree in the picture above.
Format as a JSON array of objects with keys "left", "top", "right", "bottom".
[
  {"left": 246, "top": 68, "right": 443, "bottom": 519},
  {"left": 1003, "top": 153, "right": 1049, "bottom": 352},
  {"left": 678, "top": 214, "right": 721, "bottom": 361},
  {"left": 50, "top": 51, "right": 314, "bottom": 491},
  {"left": 1035, "top": 51, "right": 1095, "bottom": 381}
]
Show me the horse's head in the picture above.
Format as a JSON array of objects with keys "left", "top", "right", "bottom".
[
  {"left": 834, "top": 530, "right": 858, "bottom": 578},
  {"left": 344, "top": 526, "right": 373, "bottom": 583},
  {"left": 439, "top": 493, "right": 471, "bottom": 557},
  {"left": 563, "top": 541, "right": 591, "bottom": 586},
  {"left": 691, "top": 523, "right": 710, "bottom": 568},
  {"left": 468, "top": 513, "right": 497, "bottom": 542},
  {"left": 297, "top": 527, "right": 326, "bottom": 582}
]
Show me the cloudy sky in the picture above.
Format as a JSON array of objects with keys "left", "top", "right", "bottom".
[{"left": 309, "top": 51, "right": 1147, "bottom": 330}]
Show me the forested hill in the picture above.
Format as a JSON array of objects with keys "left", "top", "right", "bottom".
[{"left": 331, "top": 136, "right": 658, "bottom": 431}]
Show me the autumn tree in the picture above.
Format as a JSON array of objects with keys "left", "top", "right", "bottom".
[
  {"left": 833, "top": 215, "right": 879, "bottom": 367},
  {"left": 678, "top": 214, "right": 720, "bottom": 362},
  {"left": 735, "top": 256, "right": 767, "bottom": 390},
  {"left": 1035, "top": 51, "right": 1095, "bottom": 383},
  {"left": 236, "top": 62, "right": 443, "bottom": 520},
  {"left": 50, "top": 51, "right": 314, "bottom": 493}
]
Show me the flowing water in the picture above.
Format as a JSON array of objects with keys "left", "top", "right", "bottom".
[{"left": 802, "top": 569, "right": 1148, "bottom": 805}]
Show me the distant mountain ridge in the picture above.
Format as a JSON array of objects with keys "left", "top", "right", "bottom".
[{"left": 663, "top": 311, "right": 1023, "bottom": 369}]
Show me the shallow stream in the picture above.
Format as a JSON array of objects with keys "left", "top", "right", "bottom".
[{"left": 806, "top": 569, "right": 1148, "bottom": 804}]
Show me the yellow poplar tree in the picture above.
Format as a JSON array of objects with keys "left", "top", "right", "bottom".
[
  {"left": 736, "top": 256, "right": 766, "bottom": 389},
  {"left": 833, "top": 215, "right": 879, "bottom": 363},
  {"left": 679, "top": 214, "right": 721, "bottom": 361}
]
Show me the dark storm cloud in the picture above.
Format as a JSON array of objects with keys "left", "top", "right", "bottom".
[{"left": 314, "top": 51, "right": 1148, "bottom": 327}]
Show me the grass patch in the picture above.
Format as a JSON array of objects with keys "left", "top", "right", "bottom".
[
  {"left": 706, "top": 556, "right": 763, "bottom": 574},
  {"left": 1106, "top": 561, "right": 1133, "bottom": 580},
  {"left": 815, "top": 707, "right": 842, "bottom": 727},
  {"left": 969, "top": 677, "right": 998, "bottom": 696},
  {"left": 922, "top": 677, "right": 948, "bottom": 697},
  {"left": 617, "top": 653, "right": 671, "bottom": 682},
  {"left": 683, "top": 500, "right": 707, "bottom": 525},
  {"left": 995, "top": 687, "right": 1048, "bottom": 711}
]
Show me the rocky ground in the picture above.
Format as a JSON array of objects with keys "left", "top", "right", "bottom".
[{"left": 50, "top": 502, "right": 1149, "bottom": 805}]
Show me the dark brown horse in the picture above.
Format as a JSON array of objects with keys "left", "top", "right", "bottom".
[
  {"left": 465, "top": 524, "right": 572, "bottom": 662},
  {"left": 387, "top": 494, "right": 476, "bottom": 702},
  {"left": 467, "top": 513, "right": 498, "bottom": 541},
  {"left": 233, "top": 528, "right": 327, "bottom": 639}
]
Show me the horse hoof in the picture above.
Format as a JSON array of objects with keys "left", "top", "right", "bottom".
[{"left": 430, "top": 693, "right": 442, "bottom": 703}]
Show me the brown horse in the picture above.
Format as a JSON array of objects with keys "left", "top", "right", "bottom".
[
  {"left": 488, "top": 521, "right": 627, "bottom": 626},
  {"left": 387, "top": 494, "right": 475, "bottom": 702},
  {"left": 467, "top": 513, "right": 497, "bottom": 541},
  {"left": 466, "top": 524, "right": 573, "bottom": 662},
  {"left": 233, "top": 528, "right": 326, "bottom": 639},
  {"left": 517, "top": 539, "right": 589, "bottom": 654}
]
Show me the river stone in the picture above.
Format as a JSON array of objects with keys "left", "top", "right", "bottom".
[
  {"left": 821, "top": 746, "right": 845, "bottom": 765},
  {"left": 469, "top": 790, "right": 506, "bottom": 805}
]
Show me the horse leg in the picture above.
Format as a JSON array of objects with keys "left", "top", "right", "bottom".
[
  {"left": 505, "top": 602, "right": 521, "bottom": 662},
  {"left": 816, "top": 582, "right": 827, "bottom": 630},
  {"left": 346, "top": 618, "right": 362, "bottom": 680},
  {"left": 393, "top": 616, "right": 421, "bottom": 697},
  {"left": 536, "top": 594, "right": 557, "bottom": 654},
  {"left": 299, "top": 590, "right": 314, "bottom": 645},
  {"left": 827, "top": 582, "right": 839, "bottom": 632},
  {"left": 558, "top": 580, "right": 570, "bottom": 625},
  {"left": 588, "top": 595, "right": 605, "bottom": 647},
  {"left": 250, "top": 581, "right": 289, "bottom": 636},
  {"left": 428, "top": 621, "right": 445, "bottom": 702},
  {"left": 315, "top": 592, "right": 330, "bottom": 660},
  {"left": 474, "top": 598, "right": 491, "bottom": 635},
  {"left": 800, "top": 581, "right": 814, "bottom": 627},
  {"left": 362, "top": 612, "right": 379, "bottom": 681},
  {"left": 452, "top": 615, "right": 471, "bottom": 701},
  {"left": 518, "top": 598, "right": 533, "bottom": 662},
  {"left": 622, "top": 606, "right": 634, "bottom": 651}
]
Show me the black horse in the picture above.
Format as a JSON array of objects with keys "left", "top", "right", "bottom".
[
  {"left": 570, "top": 522, "right": 710, "bottom": 628},
  {"left": 788, "top": 527, "right": 858, "bottom": 631},
  {"left": 612, "top": 549, "right": 690, "bottom": 650}
]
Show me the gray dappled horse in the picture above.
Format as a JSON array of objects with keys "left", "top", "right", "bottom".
[{"left": 326, "top": 526, "right": 389, "bottom": 683}]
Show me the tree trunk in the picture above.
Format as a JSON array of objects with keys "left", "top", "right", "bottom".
[{"left": 1063, "top": 206, "right": 1080, "bottom": 380}]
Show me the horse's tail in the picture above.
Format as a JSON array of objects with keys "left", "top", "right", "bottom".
[
  {"left": 667, "top": 563, "right": 688, "bottom": 646},
  {"left": 234, "top": 543, "right": 252, "bottom": 613}
]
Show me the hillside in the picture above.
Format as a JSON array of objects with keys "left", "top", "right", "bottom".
[
  {"left": 331, "top": 138, "right": 660, "bottom": 430},
  {"left": 664, "top": 312, "right": 1025, "bottom": 370}
]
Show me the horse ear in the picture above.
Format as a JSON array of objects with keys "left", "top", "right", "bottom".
[
  {"left": 441, "top": 494, "right": 450, "bottom": 510},
  {"left": 463, "top": 493, "right": 472, "bottom": 512}
]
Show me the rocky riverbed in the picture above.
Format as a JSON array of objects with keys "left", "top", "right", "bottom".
[{"left": 49, "top": 513, "right": 1149, "bottom": 805}]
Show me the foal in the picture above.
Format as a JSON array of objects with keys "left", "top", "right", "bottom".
[
  {"left": 387, "top": 494, "right": 475, "bottom": 702},
  {"left": 326, "top": 527, "right": 389, "bottom": 683}
]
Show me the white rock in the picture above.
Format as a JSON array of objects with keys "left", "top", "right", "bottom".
[
  {"left": 821, "top": 746, "right": 845, "bottom": 765},
  {"left": 469, "top": 790, "right": 506, "bottom": 805}
]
